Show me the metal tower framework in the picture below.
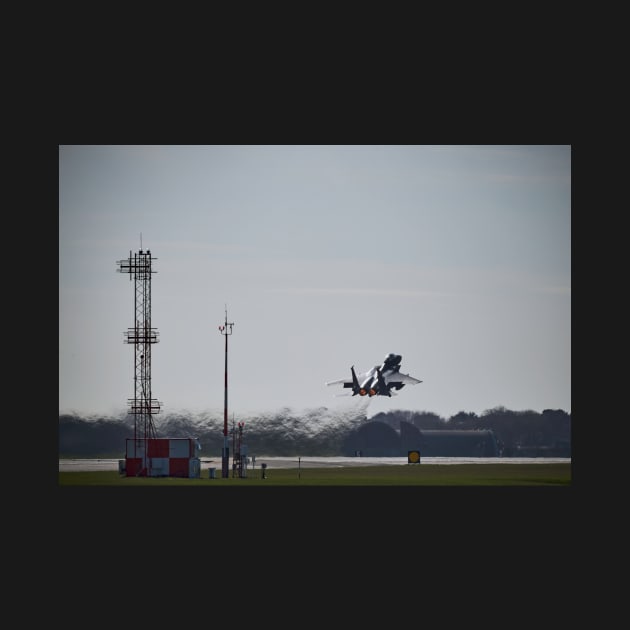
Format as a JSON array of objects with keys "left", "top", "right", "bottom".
[
  {"left": 231, "top": 420, "right": 244, "bottom": 478},
  {"left": 117, "top": 248, "right": 161, "bottom": 462}
]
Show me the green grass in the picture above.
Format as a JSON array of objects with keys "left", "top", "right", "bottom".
[{"left": 58, "top": 463, "right": 571, "bottom": 486}]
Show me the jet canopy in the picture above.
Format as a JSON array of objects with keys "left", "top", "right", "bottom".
[{"left": 383, "top": 353, "right": 402, "bottom": 366}]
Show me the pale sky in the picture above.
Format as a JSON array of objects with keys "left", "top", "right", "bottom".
[{"left": 59, "top": 145, "right": 571, "bottom": 421}]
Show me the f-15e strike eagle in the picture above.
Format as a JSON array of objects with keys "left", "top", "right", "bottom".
[{"left": 326, "top": 353, "right": 422, "bottom": 397}]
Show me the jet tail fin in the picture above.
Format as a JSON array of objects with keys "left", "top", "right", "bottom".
[
  {"left": 350, "top": 365, "right": 360, "bottom": 395},
  {"left": 376, "top": 367, "right": 392, "bottom": 397}
]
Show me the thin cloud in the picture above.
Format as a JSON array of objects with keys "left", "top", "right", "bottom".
[
  {"left": 533, "top": 286, "right": 571, "bottom": 296},
  {"left": 268, "top": 287, "right": 459, "bottom": 298}
]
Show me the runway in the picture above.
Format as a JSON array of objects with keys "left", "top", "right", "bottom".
[
  {"left": 58, "top": 457, "right": 409, "bottom": 472},
  {"left": 58, "top": 456, "right": 570, "bottom": 472}
]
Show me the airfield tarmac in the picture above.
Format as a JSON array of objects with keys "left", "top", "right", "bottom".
[{"left": 58, "top": 456, "right": 570, "bottom": 472}]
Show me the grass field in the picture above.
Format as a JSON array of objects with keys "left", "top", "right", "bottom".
[{"left": 58, "top": 463, "right": 571, "bottom": 486}]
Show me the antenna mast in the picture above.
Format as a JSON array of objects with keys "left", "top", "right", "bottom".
[
  {"left": 218, "top": 305, "right": 234, "bottom": 479},
  {"left": 117, "top": 244, "right": 161, "bottom": 475}
]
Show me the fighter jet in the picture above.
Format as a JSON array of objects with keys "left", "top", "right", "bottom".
[{"left": 326, "top": 353, "right": 422, "bottom": 397}]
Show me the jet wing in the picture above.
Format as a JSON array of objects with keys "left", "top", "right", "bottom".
[
  {"left": 326, "top": 378, "right": 350, "bottom": 386},
  {"left": 326, "top": 378, "right": 353, "bottom": 388},
  {"left": 326, "top": 368, "right": 370, "bottom": 388},
  {"left": 385, "top": 372, "right": 423, "bottom": 386}
]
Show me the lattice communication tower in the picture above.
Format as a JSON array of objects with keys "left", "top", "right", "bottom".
[
  {"left": 231, "top": 420, "right": 245, "bottom": 478},
  {"left": 117, "top": 247, "right": 162, "bottom": 445}
]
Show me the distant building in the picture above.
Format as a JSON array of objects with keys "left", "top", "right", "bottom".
[
  {"left": 341, "top": 420, "right": 499, "bottom": 457},
  {"left": 415, "top": 429, "right": 498, "bottom": 457},
  {"left": 341, "top": 421, "right": 401, "bottom": 457}
]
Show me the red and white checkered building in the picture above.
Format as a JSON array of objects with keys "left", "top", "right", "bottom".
[{"left": 125, "top": 438, "right": 201, "bottom": 478}]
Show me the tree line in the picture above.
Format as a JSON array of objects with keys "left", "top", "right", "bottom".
[
  {"left": 58, "top": 406, "right": 570, "bottom": 458},
  {"left": 371, "top": 407, "right": 571, "bottom": 456}
]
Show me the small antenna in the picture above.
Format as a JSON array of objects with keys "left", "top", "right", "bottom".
[{"left": 140, "top": 232, "right": 142, "bottom": 250}]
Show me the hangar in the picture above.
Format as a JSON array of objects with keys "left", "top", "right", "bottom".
[{"left": 342, "top": 420, "right": 499, "bottom": 457}]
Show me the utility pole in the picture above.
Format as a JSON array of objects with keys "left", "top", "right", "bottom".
[{"left": 218, "top": 306, "right": 234, "bottom": 479}]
